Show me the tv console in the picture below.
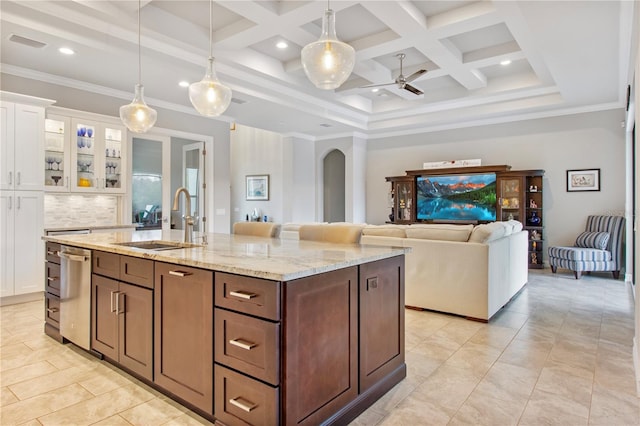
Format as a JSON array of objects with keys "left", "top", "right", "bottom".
[{"left": 386, "top": 165, "right": 545, "bottom": 269}]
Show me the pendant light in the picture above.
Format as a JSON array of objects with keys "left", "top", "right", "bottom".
[
  {"left": 119, "top": 0, "right": 157, "bottom": 133},
  {"left": 189, "top": 0, "right": 232, "bottom": 117},
  {"left": 301, "top": 0, "right": 355, "bottom": 90}
]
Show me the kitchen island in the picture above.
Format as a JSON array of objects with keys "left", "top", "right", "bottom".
[{"left": 44, "top": 230, "right": 407, "bottom": 426}]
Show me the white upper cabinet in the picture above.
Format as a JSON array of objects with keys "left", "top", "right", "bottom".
[
  {"left": 1, "top": 101, "right": 45, "bottom": 191},
  {"left": 44, "top": 109, "right": 127, "bottom": 194}
]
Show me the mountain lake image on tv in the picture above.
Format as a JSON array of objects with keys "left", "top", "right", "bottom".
[{"left": 416, "top": 173, "right": 497, "bottom": 222}]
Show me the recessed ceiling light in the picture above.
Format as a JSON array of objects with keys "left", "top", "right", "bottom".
[
  {"left": 178, "top": 81, "right": 189, "bottom": 88},
  {"left": 371, "top": 88, "right": 379, "bottom": 93},
  {"left": 276, "top": 41, "right": 288, "bottom": 49},
  {"left": 59, "top": 47, "right": 75, "bottom": 55},
  {"left": 500, "top": 59, "right": 512, "bottom": 66}
]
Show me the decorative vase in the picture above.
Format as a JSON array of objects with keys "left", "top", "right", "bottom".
[{"left": 528, "top": 211, "right": 541, "bottom": 226}]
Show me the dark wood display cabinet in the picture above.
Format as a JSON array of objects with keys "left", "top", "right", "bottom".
[
  {"left": 91, "top": 251, "right": 154, "bottom": 381},
  {"left": 386, "top": 175, "right": 415, "bottom": 223},
  {"left": 497, "top": 170, "right": 545, "bottom": 268},
  {"left": 44, "top": 241, "right": 63, "bottom": 342}
]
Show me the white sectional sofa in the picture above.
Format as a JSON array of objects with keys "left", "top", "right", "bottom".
[
  {"left": 278, "top": 220, "right": 528, "bottom": 321},
  {"left": 359, "top": 221, "right": 528, "bottom": 321}
]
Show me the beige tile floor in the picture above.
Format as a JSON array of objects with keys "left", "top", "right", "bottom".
[{"left": 1, "top": 269, "right": 639, "bottom": 425}]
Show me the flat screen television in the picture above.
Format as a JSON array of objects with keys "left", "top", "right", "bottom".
[{"left": 416, "top": 173, "right": 497, "bottom": 222}]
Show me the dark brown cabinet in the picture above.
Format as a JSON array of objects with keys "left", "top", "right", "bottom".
[
  {"left": 91, "top": 253, "right": 154, "bottom": 380},
  {"left": 497, "top": 170, "right": 545, "bottom": 268},
  {"left": 386, "top": 175, "right": 415, "bottom": 223},
  {"left": 44, "top": 242, "right": 63, "bottom": 342},
  {"left": 154, "top": 262, "right": 213, "bottom": 416},
  {"left": 359, "top": 256, "right": 405, "bottom": 392}
]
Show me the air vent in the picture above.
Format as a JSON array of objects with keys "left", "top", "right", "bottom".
[
  {"left": 231, "top": 98, "right": 247, "bottom": 105},
  {"left": 9, "top": 34, "right": 47, "bottom": 49},
  {"left": 319, "top": 123, "right": 332, "bottom": 128}
]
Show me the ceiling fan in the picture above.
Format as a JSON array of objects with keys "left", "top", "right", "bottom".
[{"left": 362, "top": 53, "right": 427, "bottom": 95}]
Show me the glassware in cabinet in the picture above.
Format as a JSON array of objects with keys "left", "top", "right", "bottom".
[
  {"left": 44, "top": 115, "right": 71, "bottom": 191},
  {"left": 72, "top": 120, "right": 97, "bottom": 190},
  {"left": 104, "top": 127, "right": 122, "bottom": 190}
]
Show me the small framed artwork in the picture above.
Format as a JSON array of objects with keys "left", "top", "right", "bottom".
[
  {"left": 246, "top": 174, "right": 269, "bottom": 200},
  {"left": 567, "top": 169, "right": 600, "bottom": 192}
]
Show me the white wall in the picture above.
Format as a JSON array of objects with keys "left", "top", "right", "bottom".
[
  {"left": 230, "top": 125, "right": 284, "bottom": 224},
  {"left": 366, "top": 109, "right": 627, "bottom": 249},
  {"left": 284, "top": 136, "right": 316, "bottom": 223}
]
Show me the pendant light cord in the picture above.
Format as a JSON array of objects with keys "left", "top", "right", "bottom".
[
  {"left": 138, "top": 0, "right": 141, "bottom": 85},
  {"left": 209, "top": 0, "right": 213, "bottom": 58}
]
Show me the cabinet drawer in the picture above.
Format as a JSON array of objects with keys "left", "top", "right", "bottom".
[
  {"left": 215, "top": 308, "right": 280, "bottom": 386},
  {"left": 214, "top": 364, "right": 279, "bottom": 426},
  {"left": 215, "top": 272, "right": 280, "bottom": 321},
  {"left": 93, "top": 251, "right": 120, "bottom": 279},
  {"left": 46, "top": 242, "right": 61, "bottom": 264},
  {"left": 120, "top": 256, "right": 154, "bottom": 289},
  {"left": 45, "top": 262, "right": 61, "bottom": 296},
  {"left": 44, "top": 293, "right": 60, "bottom": 328}
]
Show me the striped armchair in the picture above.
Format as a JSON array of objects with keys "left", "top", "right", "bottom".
[{"left": 548, "top": 215, "right": 625, "bottom": 279}]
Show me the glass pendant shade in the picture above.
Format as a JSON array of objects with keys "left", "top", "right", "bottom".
[
  {"left": 119, "top": 84, "right": 157, "bottom": 133},
  {"left": 189, "top": 57, "right": 232, "bottom": 117},
  {"left": 301, "top": 8, "right": 355, "bottom": 90}
]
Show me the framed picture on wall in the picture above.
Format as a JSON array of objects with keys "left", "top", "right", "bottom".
[
  {"left": 566, "top": 169, "right": 600, "bottom": 192},
  {"left": 246, "top": 174, "right": 269, "bottom": 200}
]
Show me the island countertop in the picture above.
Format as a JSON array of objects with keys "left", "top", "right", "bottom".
[{"left": 44, "top": 229, "right": 407, "bottom": 281}]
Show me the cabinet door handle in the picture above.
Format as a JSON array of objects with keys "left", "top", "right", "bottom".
[
  {"left": 229, "top": 338, "right": 257, "bottom": 350},
  {"left": 8, "top": 171, "right": 12, "bottom": 185},
  {"left": 169, "top": 270, "right": 192, "bottom": 277},
  {"left": 116, "top": 292, "right": 124, "bottom": 314},
  {"left": 110, "top": 291, "right": 120, "bottom": 313},
  {"left": 229, "top": 397, "right": 257, "bottom": 412},
  {"left": 229, "top": 290, "right": 257, "bottom": 300},
  {"left": 7, "top": 197, "right": 11, "bottom": 210},
  {"left": 16, "top": 172, "right": 20, "bottom": 186},
  {"left": 47, "top": 276, "right": 59, "bottom": 281},
  {"left": 46, "top": 307, "right": 58, "bottom": 313},
  {"left": 46, "top": 250, "right": 56, "bottom": 256},
  {"left": 65, "top": 176, "right": 69, "bottom": 188},
  {"left": 16, "top": 196, "right": 20, "bottom": 210}
]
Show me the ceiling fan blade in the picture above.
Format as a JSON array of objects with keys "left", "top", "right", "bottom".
[
  {"left": 404, "top": 69, "right": 427, "bottom": 83},
  {"left": 403, "top": 83, "right": 424, "bottom": 95},
  {"left": 360, "top": 81, "right": 396, "bottom": 88}
]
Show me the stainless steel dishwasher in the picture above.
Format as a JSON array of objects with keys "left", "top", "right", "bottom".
[{"left": 58, "top": 245, "right": 92, "bottom": 350}]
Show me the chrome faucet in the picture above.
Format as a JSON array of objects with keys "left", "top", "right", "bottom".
[{"left": 172, "top": 187, "right": 194, "bottom": 243}]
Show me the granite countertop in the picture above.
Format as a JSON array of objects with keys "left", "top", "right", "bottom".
[
  {"left": 44, "top": 230, "right": 407, "bottom": 281},
  {"left": 45, "top": 224, "right": 137, "bottom": 233}
]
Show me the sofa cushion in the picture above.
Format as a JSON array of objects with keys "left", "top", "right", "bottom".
[
  {"left": 362, "top": 225, "right": 407, "bottom": 238},
  {"left": 468, "top": 222, "right": 508, "bottom": 243},
  {"left": 508, "top": 220, "right": 524, "bottom": 232},
  {"left": 575, "top": 231, "right": 610, "bottom": 250},
  {"left": 405, "top": 224, "right": 473, "bottom": 242}
]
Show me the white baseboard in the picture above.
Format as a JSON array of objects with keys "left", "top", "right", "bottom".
[
  {"left": 0, "top": 292, "right": 44, "bottom": 306},
  {"left": 634, "top": 337, "right": 640, "bottom": 397},
  {"left": 625, "top": 273, "right": 633, "bottom": 283}
]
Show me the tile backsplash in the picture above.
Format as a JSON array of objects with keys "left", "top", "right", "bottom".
[{"left": 44, "top": 194, "right": 120, "bottom": 228}]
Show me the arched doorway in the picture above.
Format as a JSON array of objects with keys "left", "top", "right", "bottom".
[{"left": 323, "top": 149, "right": 345, "bottom": 222}]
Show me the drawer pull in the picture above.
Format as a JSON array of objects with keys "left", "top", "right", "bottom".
[
  {"left": 46, "top": 250, "right": 56, "bottom": 256},
  {"left": 229, "top": 290, "right": 257, "bottom": 300},
  {"left": 46, "top": 277, "right": 59, "bottom": 281},
  {"left": 46, "top": 308, "right": 58, "bottom": 313},
  {"left": 229, "top": 397, "right": 257, "bottom": 412},
  {"left": 169, "top": 270, "right": 192, "bottom": 277},
  {"left": 229, "top": 338, "right": 257, "bottom": 350}
]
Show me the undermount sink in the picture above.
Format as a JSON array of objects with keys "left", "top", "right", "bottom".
[{"left": 115, "top": 240, "right": 202, "bottom": 251}]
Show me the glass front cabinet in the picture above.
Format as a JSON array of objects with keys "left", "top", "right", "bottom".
[
  {"left": 44, "top": 113, "right": 126, "bottom": 194},
  {"left": 497, "top": 176, "right": 523, "bottom": 222},
  {"left": 386, "top": 176, "right": 415, "bottom": 224}
]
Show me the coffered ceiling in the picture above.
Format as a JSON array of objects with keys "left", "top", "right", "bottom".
[{"left": 0, "top": 1, "right": 635, "bottom": 139}]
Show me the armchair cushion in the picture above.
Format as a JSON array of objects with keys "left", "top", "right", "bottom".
[
  {"left": 575, "top": 231, "right": 610, "bottom": 250},
  {"left": 548, "top": 246, "right": 612, "bottom": 262}
]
